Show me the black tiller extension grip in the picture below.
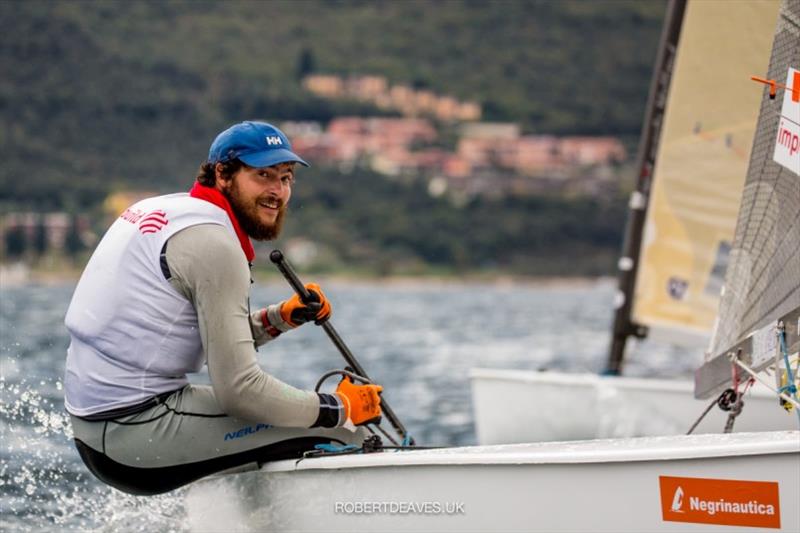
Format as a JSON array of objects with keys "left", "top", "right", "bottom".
[{"left": 269, "top": 249, "right": 413, "bottom": 445}]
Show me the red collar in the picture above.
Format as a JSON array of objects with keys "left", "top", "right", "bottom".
[{"left": 189, "top": 182, "right": 255, "bottom": 262}]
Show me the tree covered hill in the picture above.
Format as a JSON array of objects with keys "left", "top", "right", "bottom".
[
  {"left": 1, "top": 1, "right": 665, "bottom": 275},
  {"left": 272, "top": 167, "right": 627, "bottom": 276},
  {"left": 1, "top": 0, "right": 664, "bottom": 208}
]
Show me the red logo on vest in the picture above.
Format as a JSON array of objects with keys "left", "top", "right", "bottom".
[{"left": 138, "top": 210, "right": 169, "bottom": 234}]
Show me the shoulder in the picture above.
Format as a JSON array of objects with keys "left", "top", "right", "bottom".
[
  {"left": 167, "top": 224, "right": 250, "bottom": 289},
  {"left": 170, "top": 223, "right": 241, "bottom": 257}
]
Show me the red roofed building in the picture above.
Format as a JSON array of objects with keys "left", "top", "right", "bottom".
[{"left": 559, "top": 137, "right": 626, "bottom": 165}]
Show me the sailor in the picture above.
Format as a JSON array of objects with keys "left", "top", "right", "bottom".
[{"left": 64, "top": 121, "right": 383, "bottom": 495}]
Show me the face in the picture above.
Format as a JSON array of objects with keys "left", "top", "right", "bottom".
[{"left": 217, "top": 162, "right": 294, "bottom": 241}]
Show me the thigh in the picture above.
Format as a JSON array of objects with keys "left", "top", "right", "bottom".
[{"left": 101, "top": 385, "right": 364, "bottom": 468}]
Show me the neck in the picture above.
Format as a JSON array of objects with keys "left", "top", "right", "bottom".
[{"left": 189, "top": 182, "right": 255, "bottom": 262}]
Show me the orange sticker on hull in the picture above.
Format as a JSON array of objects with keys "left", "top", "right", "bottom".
[{"left": 659, "top": 476, "right": 781, "bottom": 529}]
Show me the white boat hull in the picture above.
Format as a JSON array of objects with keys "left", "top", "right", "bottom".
[
  {"left": 470, "top": 369, "right": 798, "bottom": 445},
  {"left": 185, "top": 431, "right": 800, "bottom": 532}
]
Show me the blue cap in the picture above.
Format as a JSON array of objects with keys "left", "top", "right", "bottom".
[{"left": 207, "top": 121, "right": 309, "bottom": 168}]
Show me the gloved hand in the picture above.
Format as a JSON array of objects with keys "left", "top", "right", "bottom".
[
  {"left": 279, "top": 282, "right": 332, "bottom": 328},
  {"left": 336, "top": 376, "right": 383, "bottom": 426}
]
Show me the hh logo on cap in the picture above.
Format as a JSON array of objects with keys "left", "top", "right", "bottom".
[{"left": 265, "top": 136, "right": 283, "bottom": 146}]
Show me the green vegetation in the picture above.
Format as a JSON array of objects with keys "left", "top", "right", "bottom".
[
  {"left": 270, "top": 168, "right": 626, "bottom": 277},
  {"left": 0, "top": 0, "right": 665, "bottom": 276}
]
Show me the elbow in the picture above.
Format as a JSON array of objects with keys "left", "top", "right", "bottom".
[
  {"left": 213, "top": 385, "right": 249, "bottom": 420},
  {"left": 211, "top": 368, "right": 261, "bottom": 421}
]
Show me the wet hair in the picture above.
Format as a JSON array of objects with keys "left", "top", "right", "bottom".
[{"left": 194, "top": 159, "right": 247, "bottom": 187}]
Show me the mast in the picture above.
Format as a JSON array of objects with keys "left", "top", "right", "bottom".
[{"left": 605, "top": 0, "right": 687, "bottom": 375}]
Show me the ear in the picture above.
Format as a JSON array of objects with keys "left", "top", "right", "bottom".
[{"left": 214, "top": 163, "right": 230, "bottom": 191}]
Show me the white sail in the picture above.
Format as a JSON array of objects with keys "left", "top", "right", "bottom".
[
  {"left": 696, "top": 0, "right": 799, "bottom": 398},
  {"left": 472, "top": 0, "right": 797, "bottom": 443},
  {"left": 632, "top": 0, "right": 781, "bottom": 345},
  {"left": 708, "top": 0, "right": 800, "bottom": 357}
]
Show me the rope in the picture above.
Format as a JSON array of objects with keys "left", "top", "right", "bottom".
[
  {"left": 777, "top": 330, "right": 800, "bottom": 425},
  {"left": 741, "top": 377, "right": 755, "bottom": 397},
  {"left": 778, "top": 330, "right": 798, "bottom": 397},
  {"left": 314, "top": 369, "right": 373, "bottom": 391},
  {"left": 314, "top": 369, "right": 403, "bottom": 446},
  {"left": 686, "top": 391, "right": 727, "bottom": 435},
  {"left": 729, "top": 355, "right": 800, "bottom": 410},
  {"left": 732, "top": 358, "right": 740, "bottom": 397},
  {"left": 795, "top": 348, "right": 800, "bottom": 377},
  {"left": 373, "top": 420, "right": 400, "bottom": 446},
  {"left": 686, "top": 369, "right": 757, "bottom": 435}
]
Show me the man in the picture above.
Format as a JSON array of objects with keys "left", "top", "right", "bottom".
[{"left": 64, "top": 121, "right": 382, "bottom": 495}]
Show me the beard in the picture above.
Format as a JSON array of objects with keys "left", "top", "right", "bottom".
[{"left": 225, "top": 179, "right": 287, "bottom": 241}]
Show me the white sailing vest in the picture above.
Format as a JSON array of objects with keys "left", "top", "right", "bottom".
[{"left": 64, "top": 193, "right": 241, "bottom": 416}]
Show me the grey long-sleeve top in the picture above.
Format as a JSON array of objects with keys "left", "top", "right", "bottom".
[{"left": 164, "top": 223, "right": 320, "bottom": 427}]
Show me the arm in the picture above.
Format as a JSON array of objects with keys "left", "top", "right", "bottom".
[
  {"left": 165, "top": 224, "right": 343, "bottom": 428},
  {"left": 249, "top": 305, "right": 286, "bottom": 347}
]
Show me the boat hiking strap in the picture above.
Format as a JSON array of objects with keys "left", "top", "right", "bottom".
[
  {"left": 295, "top": 435, "right": 440, "bottom": 465},
  {"left": 313, "top": 443, "right": 360, "bottom": 454}
]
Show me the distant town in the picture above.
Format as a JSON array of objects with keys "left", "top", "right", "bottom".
[
  {"left": 1, "top": 74, "right": 628, "bottom": 273},
  {"left": 297, "top": 74, "right": 627, "bottom": 199}
]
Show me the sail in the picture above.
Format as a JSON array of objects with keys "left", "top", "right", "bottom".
[
  {"left": 708, "top": 0, "right": 800, "bottom": 359},
  {"left": 631, "top": 0, "right": 781, "bottom": 344},
  {"left": 694, "top": 0, "right": 799, "bottom": 399}
]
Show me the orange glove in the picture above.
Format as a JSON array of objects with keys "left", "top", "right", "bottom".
[
  {"left": 279, "top": 282, "right": 332, "bottom": 328},
  {"left": 336, "top": 376, "right": 383, "bottom": 426}
]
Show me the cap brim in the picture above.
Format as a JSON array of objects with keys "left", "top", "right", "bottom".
[{"left": 239, "top": 149, "right": 310, "bottom": 168}]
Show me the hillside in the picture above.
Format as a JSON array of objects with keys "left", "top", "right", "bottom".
[
  {"left": 0, "top": 0, "right": 666, "bottom": 276},
  {"left": 274, "top": 167, "right": 627, "bottom": 276},
  {"left": 1, "top": 0, "right": 664, "bottom": 206}
]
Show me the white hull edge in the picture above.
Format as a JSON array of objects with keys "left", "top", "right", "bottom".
[
  {"left": 185, "top": 431, "right": 800, "bottom": 532},
  {"left": 470, "top": 369, "right": 798, "bottom": 445}
]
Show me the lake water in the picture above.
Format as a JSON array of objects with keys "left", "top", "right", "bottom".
[{"left": 0, "top": 279, "right": 696, "bottom": 532}]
